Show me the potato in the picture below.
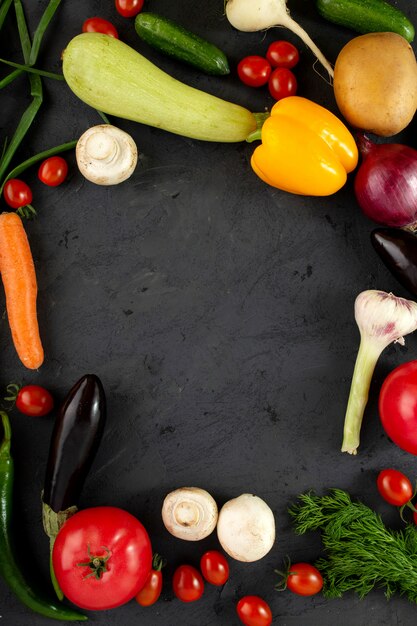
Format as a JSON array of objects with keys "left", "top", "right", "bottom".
[{"left": 333, "top": 32, "right": 417, "bottom": 137}]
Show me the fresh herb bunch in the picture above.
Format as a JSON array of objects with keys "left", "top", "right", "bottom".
[{"left": 289, "top": 488, "right": 417, "bottom": 603}]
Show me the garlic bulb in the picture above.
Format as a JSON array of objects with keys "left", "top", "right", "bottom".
[
  {"left": 342, "top": 290, "right": 417, "bottom": 455},
  {"left": 76, "top": 124, "right": 138, "bottom": 185}
]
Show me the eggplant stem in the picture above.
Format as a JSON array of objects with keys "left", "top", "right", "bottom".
[{"left": 341, "top": 339, "right": 381, "bottom": 455}]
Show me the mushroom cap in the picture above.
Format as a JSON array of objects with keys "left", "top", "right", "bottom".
[
  {"left": 217, "top": 493, "right": 275, "bottom": 562},
  {"left": 76, "top": 124, "right": 138, "bottom": 185},
  {"left": 162, "top": 487, "right": 218, "bottom": 541}
]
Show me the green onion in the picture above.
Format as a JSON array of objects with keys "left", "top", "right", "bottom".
[
  {"left": 0, "top": 57, "right": 64, "bottom": 80},
  {"left": 0, "top": 68, "right": 23, "bottom": 90}
]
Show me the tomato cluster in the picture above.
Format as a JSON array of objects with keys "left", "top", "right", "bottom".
[{"left": 237, "top": 40, "right": 299, "bottom": 101}]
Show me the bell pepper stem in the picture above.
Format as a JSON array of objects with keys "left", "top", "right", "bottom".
[
  {"left": 246, "top": 112, "right": 270, "bottom": 143},
  {"left": 341, "top": 339, "right": 381, "bottom": 455}
]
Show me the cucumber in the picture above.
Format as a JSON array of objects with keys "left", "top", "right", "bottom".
[
  {"left": 62, "top": 34, "right": 256, "bottom": 142},
  {"left": 135, "top": 12, "right": 230, "bottom": 75},
  {"left": 317, "top": 0, "right": 415, "bottom": 42}
]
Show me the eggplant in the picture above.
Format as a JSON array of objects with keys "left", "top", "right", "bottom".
[
  {"left": 42, "top": 374, "right": 106, "bottom": 598},
  {"left": 371, "top": 228, "right": 417, "bottom": 297}
]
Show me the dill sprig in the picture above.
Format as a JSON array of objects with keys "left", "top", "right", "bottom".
[{"left": 289, "top": 489, "right": 417, "bottom": 604}]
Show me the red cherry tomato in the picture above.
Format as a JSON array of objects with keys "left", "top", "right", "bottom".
[
  {"left": 286, "top": 562, "right": 323, "bottom": 596},
  {"left": 237, "top": 56, "right": 271, "bottom": 87},
  {"left": 377, "top": 469, "right": 414, "bottom": 506},
  {"left": 15, "top": 385, "right": 54, "bottom": 417},
  {"left": 200, "top": 551, "right": 229, "bottom": 586},
  {"left": 379, "top": 360, "right": 417, "bottom": 455},
  {"left": 52, "top": 506, "right": 152, "bottom": 610},
  {"left": 172, "top": 565, "right": 204, "bottom": 603},
  {"left": 82, "top": 17, "right": 119, "bottom": 38},
  {"left": 266, "top": 40, "right": 300, "bottom": 69},
  {"left": 136, "top": 554, "right": 165, "bottom": 607},
  {"left": 268, "top": 67, "right": 297, "bottom": 101},
  {"left": 115, "top": 0, "right": 144, "bottom": 17},
  {"left": 38, "top": 156, "right": 68, "bottom": 187},
  {"left": 3, "top": 179, "right": 32, "bottom": 209},
  {"left": 236, "top": 596, "right": 272, "bottom": 626}
]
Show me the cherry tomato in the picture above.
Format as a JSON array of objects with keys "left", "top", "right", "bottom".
[
  {"left": 136, "top": 554, "right": 165, "bottom": 607},
  {"left": 52, "top": 506, "right": 152, "bottom": 610},
  {"left": 268, "top": 67, "right": 297, "bottom": 101},
  {"left": 286, "top": 563, "right": 323, "bottom": 596},
  {"left": 236, "top": 596, "right": 272, "bottom": 626},
  {"left": 377, "top": 469, "right": 414, "bottom": 506},
  {"left": 200, "top": 551, "right": 229, "bottom": 586},
  {"left": 379, "top": 360, "right": 417, "bottom": 455},
  {"left": 266, "top": 40, "right": 300, "bottom": 69},
  {"left": 38, "top": 156, "right": 68, "bottom": 187},
  {"left": 3, "top": 179, "right": 32, "bottom": 209},
  {"left": 172, "top": 565, "right": 204, "bottom": 603},
  {"left": 82, "top": 17, "right": 119, "bottom": 38},
  {"left": 115, "top": 0, "right": 144, "bottom": 17},
  {"left": 237, "top": 56, "right": 271, "bottom": 87},
  {"left": 15, "top": 385, "right": 54, "bottom": 417}
]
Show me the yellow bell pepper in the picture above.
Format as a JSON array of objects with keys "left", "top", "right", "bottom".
[{"left": 250, "top": 96, "right": 358, "bottom": 196}]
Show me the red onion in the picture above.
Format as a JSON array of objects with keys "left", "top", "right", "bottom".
[{"left": 354, "top": 134, "right": 417, "bottom": 228}]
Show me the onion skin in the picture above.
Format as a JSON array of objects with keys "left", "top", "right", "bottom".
[
  {"left": 354, "top": 135, "right": 417, "bottom": 227},
  {"left": 371, "top": 228, "right": 417, "bottom": 298}
]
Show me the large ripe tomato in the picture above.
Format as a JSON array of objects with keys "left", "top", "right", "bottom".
[
  {"left": 200, "top": 550, "right": 229, "bottom": 586},
  {"left": 115, "top": 0, "right": 144, "bottom": 17},
  {"left": 15, "top": 384, "right": 54, "bottom": 417},
  {"left": 52, "top": 506, "right": 152, "bottom": 610},
  {"left": 377, "top": 469, "right": 414, "bottom": 506},
  {"left": 286, "top": 562, "right": 323, "bottom": 596},
  {"left": 38, "top": 156, "right": 68, "bottom": 187},
  {"left": 236, "top": 596, "right": 272, "bottom": 626},
  {"left": 379, "top": 360, "right": 417, "bottom": 455},
  {"left": 172, "top": 565, "right": 204, "bottom": 602}
]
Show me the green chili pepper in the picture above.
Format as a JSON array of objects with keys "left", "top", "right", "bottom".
[{"left": 0, "top": 412, "right": 87, "bottom": 621}]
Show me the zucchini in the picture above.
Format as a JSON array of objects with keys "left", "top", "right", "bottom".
[
  {"left": 135, "top": 12, "right": 230, "bottom": 76},
  {"left": 317, "top": 0, "right": 415, "bottom": 43},
  {"left": 62, "top": 33, "right": 257, "bottom": 142}
]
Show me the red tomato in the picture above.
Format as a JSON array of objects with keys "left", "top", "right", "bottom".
[
  {"left": 236, "top": 596, "right": 272, "bottom": 626},
  {"left": 82, "top": 17, "right": 119, "bottom": 38},
  {"left": 286, "top": 563, "right": 323, "bottom": 596},
  {"left": 379, "top": 360, "right": 417, "bottom": 455},
  {"left": 52, "top": 506, "right": 152, "bottom": 610},
  {"left": 15, "top": 385, "right": 54, "bottom": 417},
  {"left": 38, "top": 156, "right": 68, "bottom": 187},
  {"left": 237, "top": 56, "right": 271, "bottom": 87},
  {"left": 377, "top": 469, "right": 413, "bottom": 506},
  {"left": 3, "top": 179, "right": 32, "bottom": 209},
  {"left": 268, "top": 68, "right": 297, "bottom": 101},
  {"left": 200, "top": 551, "right": 229, "bottom": 586},
  {"left": 172, "top": 565, "right": 204, "bottom": 603},
  {"left": 115, "top": 0, "right": 144, "bottom": 17},
  {"left": 136, "top": 554, "right": 165, "bottom": 607},
  {"left": 266, "top": 40, "right": 300, "bottom": 69}
]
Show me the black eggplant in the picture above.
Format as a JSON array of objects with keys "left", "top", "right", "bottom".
[
  {"left": 42, "top": 374, "right": 106, "bottom": 598},
  {"left": 371, "top": 228, "right": 417, "bottom": 297}
]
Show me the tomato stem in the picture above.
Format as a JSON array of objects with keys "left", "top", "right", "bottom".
[{"left": 77, "top": 545, "right": 112, "bottom": 580}]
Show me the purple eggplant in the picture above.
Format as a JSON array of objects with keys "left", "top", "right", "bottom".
[{"left": 371, "top": 228, "right": 417, "bottom": 298}]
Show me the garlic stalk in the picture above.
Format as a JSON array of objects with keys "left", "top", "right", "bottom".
[
  {"left": 225, "top": 0, "right": 334, "bottom": 80},
  {"left": 342, "top": 290, "right": 417, "bottom": 455}
]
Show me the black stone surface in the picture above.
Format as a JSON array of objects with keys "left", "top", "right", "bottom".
[{"left": 1, "top": 1, "right": 417, "bottom": 624}]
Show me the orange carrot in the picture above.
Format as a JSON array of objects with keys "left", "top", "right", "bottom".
[{"left": 0, "top": 212, "right": 44, "bottom": 369}]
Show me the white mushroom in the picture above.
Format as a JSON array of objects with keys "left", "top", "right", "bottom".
[
  {"left": 217, "top": 493, "right": 275, "bottom": 562},
  {"left": 76, "top": 124, "right": 138, "bottom": 185},
  {"left": 162, "top": 487, "right": 218, "bottom": 541}
]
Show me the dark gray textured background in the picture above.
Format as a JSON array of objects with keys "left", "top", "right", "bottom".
[{"left": 1, "top": 0, "right": 417, "bottom": 624}]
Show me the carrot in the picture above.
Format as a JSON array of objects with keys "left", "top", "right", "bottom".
[{"left": 0, "top": 212, "right": 44, "bottom": 369}]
